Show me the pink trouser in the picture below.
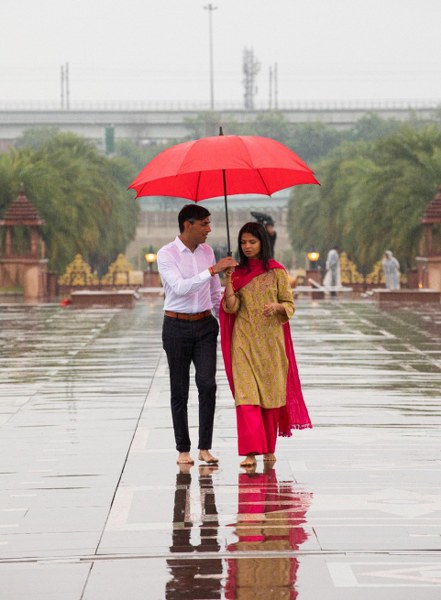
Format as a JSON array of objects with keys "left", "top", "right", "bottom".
[{"left": 236, "top": 405, "right": 281, "bottom": 456}]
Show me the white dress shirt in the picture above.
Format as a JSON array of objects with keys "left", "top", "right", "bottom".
[{"left": 157, "top": 236, "right": 222, "bottom": 316}]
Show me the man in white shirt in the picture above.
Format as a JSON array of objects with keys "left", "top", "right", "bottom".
[{"left": 157, "top": 204, "right": 237, "bottom": 466}]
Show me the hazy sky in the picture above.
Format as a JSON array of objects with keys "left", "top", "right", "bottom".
[{"left": 1, "top": 0, "right": 440, "bottom": 107}]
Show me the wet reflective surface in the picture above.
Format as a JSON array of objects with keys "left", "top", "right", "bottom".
[{"left": 0, "top": 298, "right": 440, "bottom": 598}]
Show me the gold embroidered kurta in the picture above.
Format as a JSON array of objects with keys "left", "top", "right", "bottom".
[{"left": 223, "top": 269, "right": 294, "bottom": 408}]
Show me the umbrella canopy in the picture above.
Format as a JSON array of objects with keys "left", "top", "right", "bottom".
[
  {"left": 129, "top": 131, "right": 319, "bottom": 253},
  {"left": 129, "top": 134, "right": 318, "bottom": 200}
]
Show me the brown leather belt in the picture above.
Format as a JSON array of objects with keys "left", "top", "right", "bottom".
[{"left": 164, "top": 310, "right": 212, "bottom": 321}]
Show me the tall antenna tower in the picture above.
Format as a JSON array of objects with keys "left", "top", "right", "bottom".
[
  {"left": 268, "top": 62, "right": 278, "bottom": 110},
  {"left": 60, "top": 62, "right": 70, "bottom": 110},
  {"left": 60, "top": 65, "right": 65, "bottom": 109},
  {"left": 242, "top": 48, "right": 260, "bottom": 110}
]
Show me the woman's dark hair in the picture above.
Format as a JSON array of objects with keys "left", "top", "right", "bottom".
[{"left": 237, "top": 222, "right": 272, "bottom": 270}]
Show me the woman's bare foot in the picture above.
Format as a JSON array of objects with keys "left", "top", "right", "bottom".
[
  {"left": 240, "top": 454, "right": 257, "bottom": 468},
  {"left": 263, "top": 453, "right": 276, "bottom": 462},
  {"left": 198, "top": 450, "right": 219, "bottom": 464},
  {"left": 177, "top": 452, "right": 194, "bottom": 465},
  {"left": 263, "top": 462, "right": 275, "bottom": 475}
]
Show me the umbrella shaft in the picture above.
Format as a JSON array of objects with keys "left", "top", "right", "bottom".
[{"left": 222, "top": 169, "right": 232, "bottom": 256}]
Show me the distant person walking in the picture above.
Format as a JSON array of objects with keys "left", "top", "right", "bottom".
[
  {"left": 250, "top": 212, "right": 277, "bottom": 258},
  {"left": 264, "top": 221, "right": 277, "bottom": 258},
  {"left": 382, "top": 250, "right": 400, "bottom": 289},
  {"left": 324, "top": 246, "right": 341, "bottom": 297},
  {"left": 157, "top": 204, "right": 237, "bottom": 466}
]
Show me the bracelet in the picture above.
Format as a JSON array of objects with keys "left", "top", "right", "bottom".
[
  {"left": 225, "top": 293, "right": 236, "bottom": 299},
  {"left": 208, "top": 266, "right": 216, "bottom": 277}
]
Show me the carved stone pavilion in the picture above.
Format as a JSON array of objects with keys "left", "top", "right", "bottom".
[
  {"left": 416, "top": 185, "right": 441, "bottom": 291},
  {"left": 0, "top": 184, "right": 48, "bottom": 299}
]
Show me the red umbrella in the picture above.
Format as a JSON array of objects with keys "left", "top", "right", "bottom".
[{"left": 129, "top": 128, "right": 319, "bottom": 253}]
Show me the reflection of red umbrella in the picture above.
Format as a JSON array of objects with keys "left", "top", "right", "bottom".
[{"left": 129, "top": 129, "right": 319, "bottom": 253}]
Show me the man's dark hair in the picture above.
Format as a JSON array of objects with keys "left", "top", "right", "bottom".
[
  {"left": 237, "top": 221, "right": 272, "bottom": 270},
  {"left": 178, "top": 204, "right": 211, "bottom": 233}
]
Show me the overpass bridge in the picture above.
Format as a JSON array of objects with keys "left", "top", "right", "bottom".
[{"left": 0, "top": 100, "right": 439, "bottom": 149}]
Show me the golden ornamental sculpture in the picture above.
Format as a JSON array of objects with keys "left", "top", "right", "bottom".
[
  {"left": 339, "top": 252, "right": 364, "bottom": 285},
  {"left": 365, "top": 260, "right": 385, "bottom": 285},
  {"left": 101, "top": 253, "right": 133, "bottom": 285},
  {"left": 58, "top": 254, "right": 99, "bottom": 286}
]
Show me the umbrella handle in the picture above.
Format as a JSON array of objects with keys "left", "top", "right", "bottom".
[{"left": 222, "top": 169, "right": 232, "bottom": 256}]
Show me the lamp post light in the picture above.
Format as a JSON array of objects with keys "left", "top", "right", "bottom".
[
  {"left": 306, "top": 248, "right": 323, "bottom": 299},
  {"left": 307, "top": 249, "right": 320, "bottom": 270},
  {"left": 144, "top": 250, "right": 157, "bottom": 273},
  {"left": 143, "top": 247, "right": 157, "bottom": 287}
]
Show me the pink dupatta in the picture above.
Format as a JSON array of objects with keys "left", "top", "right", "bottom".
[{"left": 219, "top": 259, "right": 312, "bottom": 437}]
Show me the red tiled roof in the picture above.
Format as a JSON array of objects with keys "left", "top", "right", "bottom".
[
  {"left": 421, "top": 186, "right": 441, "bottom": 224},
  {"left": 1, "top": 185, "right": 44, "bottom": 226}
]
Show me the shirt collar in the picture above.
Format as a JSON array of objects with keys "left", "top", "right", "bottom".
[
  {"left": 174, "top": 236, "right": 191, "bottom": 253},
  {"left": 174, "top": 236, "right": 204, "bottom": 254}
]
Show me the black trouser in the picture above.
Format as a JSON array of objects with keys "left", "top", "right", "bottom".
[
  {"left": 166, "top": 469, "right": 221, "bottom": 598},
  {"left": 162, "top": 315, "right": 219, "bottom": 452}
]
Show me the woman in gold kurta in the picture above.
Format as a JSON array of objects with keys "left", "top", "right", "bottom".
[{"left": 220, "top": 223, "right": 311, "bottom": 468}]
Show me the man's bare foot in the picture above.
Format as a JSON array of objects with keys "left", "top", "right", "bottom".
[
  {"left": 263, "top": 453, "right": 276, "bottom": 462},
  {"left": 198, "top": 450, "right": 219, "bottom": 464},
  {"left": 179, "top": 463, "right": 193, "bottom": 475},
  {"left": 199, "top": 465, "right": 218, "bottom": 477},
  {"left": 240, "top": 454, "right": 257, "bottom": 468},
  {"left": 177, "top": 452, "right": 194, "bottom": 465}
]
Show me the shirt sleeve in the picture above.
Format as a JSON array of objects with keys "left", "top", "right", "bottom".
[
  {"left": 157, "top": 249, "right": 212, "bottom": 296},
  {"left": 210, "top": 272, "right": 222, "bottom": 317}
]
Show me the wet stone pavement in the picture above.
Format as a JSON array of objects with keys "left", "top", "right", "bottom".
[{"left": 0, "top": 297, "right": 440, "bottom": 599}]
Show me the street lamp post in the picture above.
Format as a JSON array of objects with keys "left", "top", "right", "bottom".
[
  {"left": 144, "top": 246, "right": 157, "bottom": 287},
  {"left": 306, "top": 249, "right": 323, "bottom": 299},
  {"left": 203, "top": 3, "right": 217, "bottom": 110},
  {"left": 145, "top": 251, "right": 156, "bottom": 273}
]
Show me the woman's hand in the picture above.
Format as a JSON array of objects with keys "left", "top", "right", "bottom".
[
  {"left": 263, "top": 303, "right": 281, "bottom": 317},
  {"left": 224, "top": 267, "right": 235, "bottom": 278}
]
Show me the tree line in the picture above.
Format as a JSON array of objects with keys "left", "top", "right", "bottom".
[
  {"left": 0, "top": 129, "right": 140, "bottom": 275},
  {"left": 185, "top": 109, "right": 441, "bottom": 273},
  {"left": 1, "top": 108, "right": 440, "bottom": 277},
  {"left": 288, "top": 123, "right": 441, "bottom": 274}
]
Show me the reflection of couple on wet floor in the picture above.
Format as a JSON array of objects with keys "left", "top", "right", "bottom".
[{"left": 166, "top": 464, "right": 312, "bottom": 599}]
